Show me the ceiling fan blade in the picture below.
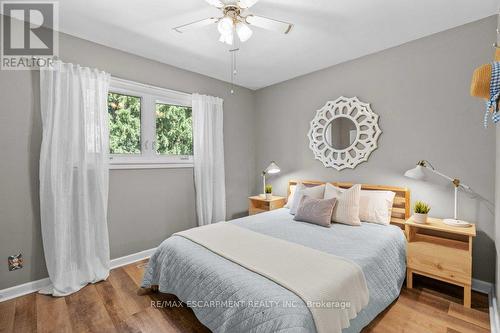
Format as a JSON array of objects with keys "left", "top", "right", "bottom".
[
  {"left": 173, "top": 17, "right": 218, "bottom": 33},
  {"left": 245, "top": 15, "right": 293, "bottom": 34},
  {"left": 238, "top": 0, "right": 259, "bottom": 9},
  {"left": 205, "top": 0, "right": 224, "bottom": 8}
]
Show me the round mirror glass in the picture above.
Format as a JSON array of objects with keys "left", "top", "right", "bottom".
[{"left": 324, "top": 117, "right": 357, "bottom": 150}]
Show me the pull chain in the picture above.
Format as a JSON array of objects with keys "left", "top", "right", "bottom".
[{"left": 229, "top": 47, "right": 239, "bottom": 94}]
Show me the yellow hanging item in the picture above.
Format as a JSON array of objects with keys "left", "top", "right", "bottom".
[{"left": 470, "top": 49, "right": 500, "bottom": 99}]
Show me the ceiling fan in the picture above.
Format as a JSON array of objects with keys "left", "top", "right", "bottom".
[{"left": 173, "top": 0, "right": 293, "bottom": 45}]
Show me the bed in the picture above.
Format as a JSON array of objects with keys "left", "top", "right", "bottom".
[{"left": 142, "top": 181, "right": 409, "bottom": 333}]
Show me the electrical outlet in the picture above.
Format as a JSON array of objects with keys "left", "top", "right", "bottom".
[{"left": 8, "top": 253, "right": 23, "bottom": 271}]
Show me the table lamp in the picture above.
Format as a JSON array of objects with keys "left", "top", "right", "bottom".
[
  {"left": 404, "top": 160, "right": 471, "bottom": 227},
  {"left": 262, "top": 161, "right": 280, "bottom": 196}
]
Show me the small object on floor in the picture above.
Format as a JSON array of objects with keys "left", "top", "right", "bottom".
[
  {"left": 137, "top": 287, "right": 151, "bottom": 295},
  {"left": 137, "top": 285, "right": 159, "bottom": 295}
]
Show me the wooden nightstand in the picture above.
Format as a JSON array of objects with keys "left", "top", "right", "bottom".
[
  {"left": 405, "top": 217, "right": 476, "bottom": 307},
  {"left": 248, "top": 196, "right": 286, "bottom": 215}
]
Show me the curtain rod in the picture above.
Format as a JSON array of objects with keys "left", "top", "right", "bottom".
[{"left": 110, "top": 76, "right": 192, "bottom": 98}]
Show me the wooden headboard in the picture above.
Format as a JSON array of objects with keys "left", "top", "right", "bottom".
[{"left": 288, "top": 180, "right": 410, "bottom": 228}]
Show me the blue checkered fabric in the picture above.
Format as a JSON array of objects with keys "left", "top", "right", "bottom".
[{"left": 485, "top": 61, "right": 500, "bottom": 127}]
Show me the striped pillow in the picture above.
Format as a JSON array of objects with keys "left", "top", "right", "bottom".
[{"left": 324, "top": 183, "right": 361, "bottom": 226}]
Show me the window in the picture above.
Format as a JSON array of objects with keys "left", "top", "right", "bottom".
[
  {"left": 108, "top": 92, "right": 141, "bottom": 154},
  {"left": 108, "top": 78, "right": 193, "bottom": 169},
  {"left": 155, "top": 103, "right": 193, "bottom": 155}
]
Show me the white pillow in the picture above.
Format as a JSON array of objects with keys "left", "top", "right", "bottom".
[
  {"left": 359, "top": 190, "right": 396, "bottom": 225},
  {"left": 289, "top": 183, "right": 326, "bottom": 215},
  {"left": 284, "top": 185, "right": 297, "bottom": 208},
  {"left": 324, "top": 183, "right": 361, "bottom": 226}
]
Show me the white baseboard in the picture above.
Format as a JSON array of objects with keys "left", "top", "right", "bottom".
[
  {"left": 472, "top": 278, "right": 494, "bottom": 294},
  {"left": 470, "top": 278, "right": 499, "bottom": 333},
  {"left": 0, "top": 247, "right": 156, "bottom": 303},
  {"left": 0, "top": 277, "right": 51, "bottom": 303},
  {"left": 490, "top": 287, "right": 500, "bottom": 333},
  {"left": 110, "top": 247, "right": 156, "bottom": 269}
]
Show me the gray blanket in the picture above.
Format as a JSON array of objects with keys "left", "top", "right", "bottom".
[{"left": 142, "top": 208, "right": 406, "bottom": 333}]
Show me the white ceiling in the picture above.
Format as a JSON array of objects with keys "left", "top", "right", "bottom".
[{"left": 58, "top": 0, "right": 497, "bottom": 90}]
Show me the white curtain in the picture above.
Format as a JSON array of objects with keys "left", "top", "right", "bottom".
[
  {"left": 192, "top": 93, "right": 226, "bottom": 226},
  {"left": 39, "top": 61, "right": 111, "bottom": 296}
]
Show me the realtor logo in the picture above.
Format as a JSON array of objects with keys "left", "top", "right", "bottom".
[{"left": 1, "top": 1, "right": 58, "bottom": 70}]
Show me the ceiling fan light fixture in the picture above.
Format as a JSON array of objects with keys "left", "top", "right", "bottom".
[
  {"left": 236, "top": 22, "right": 252, "bottom": 42},
  {"left": 217, "top": 16, "right": 234, "bottom": 35},
  {"left": 219, "top": 32, "right": 234, "bottom": 45}
]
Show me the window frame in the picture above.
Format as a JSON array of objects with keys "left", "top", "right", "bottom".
[{"left": 108, "top": 78, "right": 193, "bottom": 169}]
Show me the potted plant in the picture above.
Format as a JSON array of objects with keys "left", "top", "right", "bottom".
[
  {"left": 265, "top": 184, "right": 273, "bottom": 200},
  {"left": 413, "top": 201, "right": 431, "bottom": 224}
]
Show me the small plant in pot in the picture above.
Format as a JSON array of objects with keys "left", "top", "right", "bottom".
[
  {"left": 265, "top": 185, "right": 273, "bottom": 200},
  {"left": 413, "top": 201, "right": 431, "bottom": 224}
]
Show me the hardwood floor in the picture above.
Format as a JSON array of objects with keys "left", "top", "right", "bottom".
[{"left": 0, "top": 260, "right": 490, "bottom": 333}]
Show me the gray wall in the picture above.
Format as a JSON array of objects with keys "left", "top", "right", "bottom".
[
  {"left": 0, "top": 32, "right": 256, "bottom": 290},
  {"left": 254, "top": 16, "right": 497, "bottom": 282}
]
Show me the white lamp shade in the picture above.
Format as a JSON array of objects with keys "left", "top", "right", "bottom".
[
  {"left": 218, "top": 16, "right": 234, "bottom": 35},
  {"left": 264, "top": 161, "right": 280, "bottom": 174},
  {"left": 218, "top": 32, "right": 233, "bottom": 45},
  {"left": 218, "top": 16, "right": 235, "bottom": 45},
  {"left": 404, "top": 165, "right": 426, "bottom": 180},
  {"left": 236, "top": 22, "right": 253, "bottom": 42}
]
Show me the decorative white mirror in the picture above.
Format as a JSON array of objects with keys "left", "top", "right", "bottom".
[{"left": 307, "top": 96, "right": 382, "bottom": 171}]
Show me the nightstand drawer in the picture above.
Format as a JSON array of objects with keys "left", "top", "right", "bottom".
[
  {"left": 248, "top": 196, "right": 286, "bottom": 216},
  {"left": 407, "top": 242, "right": 471, "bottom": 285}
]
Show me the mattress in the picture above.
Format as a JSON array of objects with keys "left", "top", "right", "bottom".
[{"left": 142, "top": 208, "right": 406, "bottom": 333}]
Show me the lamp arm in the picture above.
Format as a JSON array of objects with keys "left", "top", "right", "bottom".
[
  {"left": 415, "top": 160, "right": 475, "bottom": 221},
  {"left": 427, "top": 165, "right": 468, "bottom": 221},
  {"left": 427, "top": 168, "right": 454, "bottom": 183},
  {"left": 423, "top": 164, "right": 471, "bottom": 190},
  {"left": 458, "top": 182, "right": 471, "bottom": 191}
]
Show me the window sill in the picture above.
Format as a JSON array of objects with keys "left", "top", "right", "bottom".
[{"left": 109, "top": 163, "right": 193, "bottom": 170}]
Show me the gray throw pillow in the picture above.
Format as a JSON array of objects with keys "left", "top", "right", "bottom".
[{"left": 293, "top": 195, "right": 337, "bottom": 227}]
